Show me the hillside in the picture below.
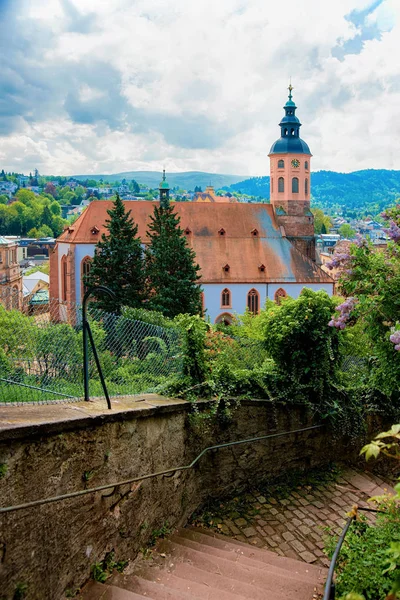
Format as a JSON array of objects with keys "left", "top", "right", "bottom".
[
  {"left": 228, "top": 169, "right": 400, "bottom": 215},
  {"left": 73, "top": 171, "right": 246, "bottom": 190}
]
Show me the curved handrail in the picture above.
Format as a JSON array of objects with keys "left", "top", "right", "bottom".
[{"left": 323, "top": 505, "right": 381, "bottom": 600}]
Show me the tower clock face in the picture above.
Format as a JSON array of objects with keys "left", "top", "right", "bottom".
[{"left": 291, "top": 159, "right": 300, "bottom": 168}]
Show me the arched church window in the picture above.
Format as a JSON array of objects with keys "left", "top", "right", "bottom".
[
  {"left": 247, "top": 289, "right": 259, "bottom": 315},
  {"left": 278, "top": 177, "right": 284, "bottom": 193},
  {"left": 305, "top": 178, "right": 308, "bottom": 195},
  {"left": 81, "top": 256, "right": 92, "bottom": 299},
  {"left": 221, "top": 288, "right": 231, "bottom": 307},
  {"left": 305, "top": 161, "right": 309, "bottom": 170},
  {"left": 278, "top": 160, "right": 284, "bottom": 169},
  {"left": 292, "top": 177, "right": 299, "bottom": 193},
  {"left": 61, "top": 255, "right": 68, "bottom": 302},
  {"left": 215, "top": 313, "right": 233, "bottom": 326},
  {"left": 291, "top": 128, "right": 294, "bottom": 136},
  {"left": 274, "top": 288, "right": 287, "bottom": 304},
  {"left": 271, "top": 178, "right": 273, "bottom": 193},
  {"left": 284, "top": 128, "right": 288, "bottom": 136}
]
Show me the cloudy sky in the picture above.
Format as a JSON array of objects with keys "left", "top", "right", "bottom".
[{"left": 0, "top": 0, "right": 399, "bottom": 176}]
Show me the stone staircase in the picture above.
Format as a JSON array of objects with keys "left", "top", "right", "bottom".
[{"left": 79, "top": 527, "right": 327, "bottom": 599}]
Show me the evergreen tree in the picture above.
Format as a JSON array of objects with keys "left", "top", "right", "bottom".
[
  {"left": 145, "top": 204, "right": 202, "bottom": 318},
  {"left": 84, "top": 194, "right": 145, "bottom": 312}
]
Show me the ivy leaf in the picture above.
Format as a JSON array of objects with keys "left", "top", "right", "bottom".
[{"left": 360, "top": 441, "right": 382, "bottom": 460}]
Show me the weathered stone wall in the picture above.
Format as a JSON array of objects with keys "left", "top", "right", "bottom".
[{"left": 0, "top": 399, "right": 357, "bottom": 599}]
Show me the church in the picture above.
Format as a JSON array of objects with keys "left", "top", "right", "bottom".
[{"left": 49, "top": 87, "right": 334, "bottom": 323}]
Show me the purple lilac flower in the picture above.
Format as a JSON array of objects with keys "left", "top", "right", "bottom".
[
  {"left": 383, "top": 221, "right": 400, "bottom": 243},
  {"left": 326, "top": 253, "right": 351, "bottom": 270},
  {"left": 389, "top": 330, "right": 400, "bottom": 351},
  {"left": 328, "top": 297, "right": 358, "bottom": 330}
]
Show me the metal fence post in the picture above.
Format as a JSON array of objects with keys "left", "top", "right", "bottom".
[{"left": 82, "top": 286, "right": 116, "bottom": 405}]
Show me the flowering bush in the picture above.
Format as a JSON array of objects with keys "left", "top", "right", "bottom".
[{"left": 330, "top": 204, "right": 400, "bottom": 398}]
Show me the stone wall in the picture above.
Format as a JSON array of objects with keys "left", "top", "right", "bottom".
[{"left": 0, "top": 399, "right": 358, "bottom": 599}]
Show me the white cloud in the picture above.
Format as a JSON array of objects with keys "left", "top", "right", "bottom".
[{"left": 1, "top": 0, "right": 400, "bottom": 175}]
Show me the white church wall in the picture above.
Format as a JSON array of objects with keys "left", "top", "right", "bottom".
[
  {"left": 74, "top": 244, "right": 96, "bottom": 304},
  {"left": 267, "top": 282, "right": 334, "bottom": 301},
  {"left": 202, "top": 283, "right": 267, "bottom": 323},
  {"left": 203, "top": 281, "right": 334, "bottom": 322}
]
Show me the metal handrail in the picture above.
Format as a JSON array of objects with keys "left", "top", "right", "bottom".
[
  {"left": 323, "top": 505, "right": 381, "bottom": 600},
  {"left": 82, "top": 285, "right": 116, "bottom": 409},
  {"left": 0, "top": 424, "right": 323, "bottom": 514}
]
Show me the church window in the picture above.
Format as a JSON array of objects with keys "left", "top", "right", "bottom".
[
  {"left": 278, "top": 177, "right": 284, "bottom": 193},
  {"left": 278, "top": 159, "right": 284, "bottom": 169},
  {"left": 215, "top": 313, "right": 233, "bottom": 326},
  {"left": 81, "top": 256, "right": 92, "bottom": 299},
  {"left": 305, "top": 161, "right": 309, "bottom": 170},
  {"left": 247, "top": 288, "right": 259, "bottom": 314},
  {"left": 221, "top": 288, "right": 231, "bottom": 307},
  {"left": 284, "top": 128, "right": 288, "bottom": 136},
  {"left": 291, "top": 128, "right": 294, "bottom": 136},
  {"left": 61, "top": 255, "right": 68, "bottom": 302},
  {"left": 305, "top": 178, "right": 308, "bottom": 195},
  {"left": 12, "top": 285, "right": 19, "bottom": 310},
  {"left": 292, "top": 177, "right": 299, "bottom": 193},
  {"left": 274, "top": 288, "right": 287, "bottom": 304}
]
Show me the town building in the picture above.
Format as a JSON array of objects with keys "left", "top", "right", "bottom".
[
  {"left": 50, "top": 87, "right": 334, "bottom": 322},
  {"left": 193, "top": 185, "right": 237, "bottom": 203},
  {"left": 0, "top": 237, "right": 23, "bottom": 310}
]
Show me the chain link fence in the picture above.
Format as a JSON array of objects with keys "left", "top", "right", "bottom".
[{"left": 0, "top": 287, "right": 183, "bottom": 405}]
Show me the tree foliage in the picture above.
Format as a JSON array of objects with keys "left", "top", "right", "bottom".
[
  {"left": 145, "top": 203, "right": 202, "bottom": 318},
  {"left": 84, "top": 193, "right": 145, "bottom": 312}
]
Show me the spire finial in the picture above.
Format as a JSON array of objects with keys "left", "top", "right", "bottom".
[
  {"left": 288, "top": 79, "right": 294, "bottom": 101},
  {"left": 163, "top": 168, "right": 166, "bottom": 181}
]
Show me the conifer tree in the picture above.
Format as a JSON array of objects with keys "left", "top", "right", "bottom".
[
  {"left": 145, "top": 204, "right": 202, "bottom": 318},
  {"left": 84, "top": 193, "right": 145, "bottom": 312}
]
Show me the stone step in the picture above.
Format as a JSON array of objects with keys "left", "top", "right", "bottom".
[
  {"left": 157, "top": 538, "right": 319, "bottom": 599},
  {"left": 79, "top": 580, "right": 148, "bottom": 599},
  {"left": 184, "top": 526, "right": 326, "bottom": 580},
  {"left": 171, "top": 561, "right": 291, "bottom": 600},
  {"left": 168, "top": 531, "right": 319, "bottom": 585},
  {"left": 341, "top": 469, "right": 394, "bottom": 497},
  {"left": 112, "top": 570, "right": 248, "bottom": 600},
  {"left": 111, "top": 574, "right": 204, "bottom": 599}
]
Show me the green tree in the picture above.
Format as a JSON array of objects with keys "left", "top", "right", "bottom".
[
  {"left": 338, "top": 223, "right": 356, "bottom": 239},
  {"left": 84, "top": 193, "right": 145, "bottom": 312},
  {"left": 312, "top": 208, "right": 332, "bottom": 234},
  {"left": 50, "top": 201, "right": 61, "bottom": 216},
  {"left": 145, "top": 203, "right": 202, "bottom": 318}
]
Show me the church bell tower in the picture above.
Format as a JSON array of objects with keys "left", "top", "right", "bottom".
[{"left": 269, "top": 85, "right": 315, "bottom": 260}]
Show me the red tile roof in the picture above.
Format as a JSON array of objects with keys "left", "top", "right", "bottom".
[{"left": 58, "top": 201, "right": 333, "bottom": 284}]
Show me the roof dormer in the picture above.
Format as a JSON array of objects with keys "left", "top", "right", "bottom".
[
  {"left": 218, "top": 228, "right": 226, "bottom": 236},
  {"left": 251, "top": 228, "right": 259, "bottom": 237},
  {"left": 91, "top": 226, "right": 100, "bottom": 235},
  {"left": 222, "top": 264, "right": 230, "bottom": 272}
]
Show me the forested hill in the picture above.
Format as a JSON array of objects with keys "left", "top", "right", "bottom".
[{"left": 228, "top": 170, "right": 400, "bottom": 215}]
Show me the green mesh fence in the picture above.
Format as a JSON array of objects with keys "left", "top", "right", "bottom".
[{"left": 0, "top": 287, "right": 183, "bottom": 405}]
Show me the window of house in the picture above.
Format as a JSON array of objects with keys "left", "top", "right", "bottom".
[
  {"left": 305, "top": 178, "right": 308, "bottom": 195},
  {"left": 61, "top": 256, "right": 67, "bottom": 302},
  {"left": 292, "top": 177, "right": 299, "bottom": 193},
  {"left": 81, "top": 256, "right": 92, "bottom": 299},
  {"left": 278, "top": 177, "right": 284, "bottom": 193},
  {"left": 274, "top": 288, "right": 287, "bottom": 304},
  {"left": 278, "top": 159, "right": 284, "bottom": 169},
  {"left": 247, "top": 289, "right": 259, "bottom": 314},
  {"left": 221, "top": 288, "right": 231, "bottom": 307}
]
